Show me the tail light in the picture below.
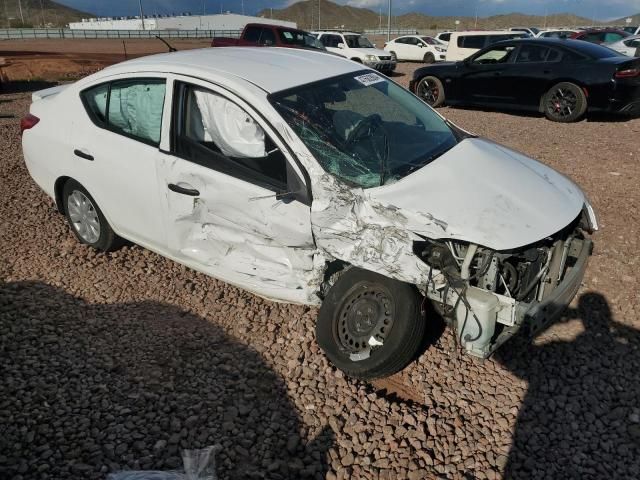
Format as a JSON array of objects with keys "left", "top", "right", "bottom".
[
  {"left": 615, "top": 68, "right": 640, "bottom": 78},
  {"left": 20, "top": 113, "right": 40, "bottom": 135}
]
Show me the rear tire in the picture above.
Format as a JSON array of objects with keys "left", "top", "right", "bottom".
[
  {"left": 543, "top": 82, "right": 587, "bottom": 122},
  {"left": 316, "top": 268, "right": 425, "bottom": 380},
  {"left": 416, "top": 75, "right": 445, "bottom": 107},
  {"left": 423, "top": 52, "right": 435, "bottom": 64},
  {"left": 62, "top": 179, "right": 119, "bottom": 252}
]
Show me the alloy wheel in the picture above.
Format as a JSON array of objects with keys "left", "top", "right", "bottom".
[{"left": 67, "top": 190, "right": 101, "bottom": 244}]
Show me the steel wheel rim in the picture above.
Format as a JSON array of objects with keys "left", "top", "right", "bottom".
[
  {"left": 335, "top": 283, "right": 395, "bottom": 360},
  {"left": 547, "top": 87, "right": 578, "bottom": 118},
  {"left": 418, "top": 78, "right": 439, "bottom": 105},
  {"left": 67, "top": 190, "right": 100, "bottom": 243}
]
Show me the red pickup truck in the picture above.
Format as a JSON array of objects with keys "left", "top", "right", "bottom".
[{"left": 212, "top": 23, "right": 326, "bottom": 51}]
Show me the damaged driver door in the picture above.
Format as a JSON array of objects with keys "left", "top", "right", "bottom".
[{"left": 157, "top": 78, "right": 317, "bottom": 304}]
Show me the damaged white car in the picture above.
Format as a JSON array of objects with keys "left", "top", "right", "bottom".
[{"left": 22, "top": 47, "right": 597, "bottom": 380}]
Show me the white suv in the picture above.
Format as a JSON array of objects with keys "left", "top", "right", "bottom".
[{"left": 314, "top": 31, "right": 396, "bottom": 73}]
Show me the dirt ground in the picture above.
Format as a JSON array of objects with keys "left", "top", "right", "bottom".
[
  {"left": 1, "top": 45, "right": 639, "bottom": 480},
  {"left": 0, "top": 39, "right": 212, "bottom": 81}
]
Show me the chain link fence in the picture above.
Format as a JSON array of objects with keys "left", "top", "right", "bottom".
[{"left": 0, "top": 28, "right": 242, "bottom": 40}]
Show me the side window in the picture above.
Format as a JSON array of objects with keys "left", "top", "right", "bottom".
[
  {"left": 395, "top": 37, "right": 407, "bottom": 44},
  {"left": 459, "top": 35, "right": 486, "bottom": 49},
  {"left": 80, "top": 78, "right": 166, "bottom": 145},
  {"left": 244, "top": 26, "right": 261, "bottom": 43},
  {"left": 604, "top": 33, "right": 623, "bottom": 43},
  {"left": 173, "top": 83, "right": 287, "bottom": 188},
  {"left": 81, "top": 83, "right": 108, "bottom": 124},
  {"left": 440, "top": 33, "right": 451, "bottom": 42},
  {"left": 584, "top": 32, "right": 601, "bottom": 43},
  {"left": 259, "top": 28, "right": 276, "bottom": 46},
  {"left": 472, "top": 46, "right": 515, "bottom": 64},
  {"left": 108, "top": 80, "right": 166, "bottom": 145},
  {"left": 515, "top": 45, "right": 550, "bottom": 63}
]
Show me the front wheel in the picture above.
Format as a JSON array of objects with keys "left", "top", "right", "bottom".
[
  {"left": 62, "top": 179, "right": 119, "bottom": 251},
  {"left": 543, "top": 82, "right": 587, "bottom": 122},
  {"left": 316, "top": 268, "right": 425, "bottom": 380},
  {"left": 416, "top": 75, "right": 445, "bottom": 107},
  {"left": 423, "top": 52, "right": 435, "bottom": 64}
]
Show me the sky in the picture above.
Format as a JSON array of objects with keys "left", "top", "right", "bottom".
[{"left": 57, "top": 0, "right": 640, "bottom": 21}]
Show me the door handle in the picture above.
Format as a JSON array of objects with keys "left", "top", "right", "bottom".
[
  {"left": 74, "top": 149, "right": 94, "bottom": 161},
  {"left": 168, "top": 183, "right": 200, "bottom": 196}
]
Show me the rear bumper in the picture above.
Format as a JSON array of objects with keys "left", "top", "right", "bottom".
[{"left": 522, "top": 238, "right": 593, "bottom": 336}]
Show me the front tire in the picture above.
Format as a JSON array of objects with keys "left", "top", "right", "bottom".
[
  {"left": 416, "top": 75, "right": 445, "bottom": 107},
  {"left": 62, "top": 179, "right": 119, "bottom": 251},
  {"left": 543, "top": 82, "right": 587, "bottom": 122},
  {"left": 316, "top": 268, "right": 425, "bottom": 380}
]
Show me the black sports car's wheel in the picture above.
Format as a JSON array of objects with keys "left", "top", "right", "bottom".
[
  {"left": 62, "top": 179, "right": 119, "bottom": 251},
  {"left": 316, "top": 268, "right": 425, "bottom": 380},
  {"left": 416, "top": 75, "right": 445, "bottom": 107},
  {"left": 423, "top": 52, "right": 435, "bottom": 64},
  {"left": 543, "top": 82, "right": 587, "bottom": 122}
]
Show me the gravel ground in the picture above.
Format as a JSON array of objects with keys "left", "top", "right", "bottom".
[{"left": 1, "top": 64, "right": 640, "bottom": 480}]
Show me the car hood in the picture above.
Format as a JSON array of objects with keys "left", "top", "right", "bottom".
[{"left": 367, "top": 138, "right": 585, "bottom": 251}]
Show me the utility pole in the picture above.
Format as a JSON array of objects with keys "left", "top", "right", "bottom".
[
  {"left": 241, "top": 0, "right": 244, "bottom": 16},
  {"left": 202, "top": 0, "right": 205, "bottom": 15},
  {"left": 474, "top": 0, "right": 479, "bottom": 28},
  {"left": 17, "top": 0, "right": 24, "bottom": 25},
  {"left": 138, "top": 0, "right": 145, "bottom": 30},
  {"left": 386, "top": 0, "right": 391, "bottom": 42},
  {"left": 39, "top": 0, "right": 45, "bottom": 27},
  {"left": 318, "top": 0, "right": 320, "bottom": 30}
]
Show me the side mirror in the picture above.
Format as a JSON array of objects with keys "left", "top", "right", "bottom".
[
  {"left": 419, "top": 43, "right": 425, "bottom": 48},
  {"left": 337, "top": 42, "right": 345, "bottom": 49},
  {"left": 373, "top": 43, "right": 377, "bottom": 48}
]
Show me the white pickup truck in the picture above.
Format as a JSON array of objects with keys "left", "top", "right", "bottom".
[{"left": 313, "top": 31, "right": 396, "bottom": 73}]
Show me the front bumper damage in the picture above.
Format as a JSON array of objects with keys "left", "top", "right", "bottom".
[{"left": 424, "top": 234, "right": 593, "bottom": 358}]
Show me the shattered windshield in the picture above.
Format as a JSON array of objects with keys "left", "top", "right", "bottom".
[
  {"left": 270, "top": 71, "right": 458, "bottom": 189},
  {"left": 344, "top": 35, "right": 374, "bottom": 48}
]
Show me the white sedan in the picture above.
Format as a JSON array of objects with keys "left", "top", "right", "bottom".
[
  {"left": 608, "top": 35, "right": 640, "bottom": 57},
  {"left": 22, "top": 47, "right": 596, "bottom": 380},
  {"left": 384, "top": 35, "right": 447, "bottom": 63}
]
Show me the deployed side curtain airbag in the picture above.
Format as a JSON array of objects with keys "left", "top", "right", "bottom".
[
  {"left": 108, "top": 82, "right": 166, "bottom": 144},
  {"left": 193, "top": 89, "right": 266, "bottom": 158}
]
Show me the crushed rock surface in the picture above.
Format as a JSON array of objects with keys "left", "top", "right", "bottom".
[{"left": 1, "top": 67, "right": 639, "bottom": 480}]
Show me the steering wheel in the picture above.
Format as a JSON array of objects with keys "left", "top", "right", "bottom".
[{"left": 346, "top": 114, "right": 383, "bottom": 145}]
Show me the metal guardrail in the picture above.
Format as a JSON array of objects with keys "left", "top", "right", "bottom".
[{"left": 0, "top": 28, "right": 242, "bottom": 40}]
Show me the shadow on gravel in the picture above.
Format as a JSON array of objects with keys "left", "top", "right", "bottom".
[
  {"left": 496, "top": 292, "right": 640, "bottom": 480},
  {"left": 0, "top": 281, "right": 334, "bottom": 480},
  {"left": 0, "top": 80, "right": 57, "bottom": 94}
]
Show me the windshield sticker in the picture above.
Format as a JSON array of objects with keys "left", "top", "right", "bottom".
[
  {"left": 354, "top": 73, "right": 385, "bottom": 86},
  {"left": 283, "top": 31, "right": 293, "bottom": 39}
]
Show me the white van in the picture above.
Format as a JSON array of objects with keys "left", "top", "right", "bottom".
[{"left": 445, "top": 31, "right": 529, "bottom": 61}]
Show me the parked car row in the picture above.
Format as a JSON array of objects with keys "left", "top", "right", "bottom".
[
  {"left": 21, "top": 46, "right": 598, "bottom": 380},
  {"left": 410, "top": 38, "right": 640, "bottom": 122}
]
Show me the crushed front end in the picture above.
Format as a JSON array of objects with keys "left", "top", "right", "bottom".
[{"left": 415, "top": 207, "right": 596, "bottom": 358}]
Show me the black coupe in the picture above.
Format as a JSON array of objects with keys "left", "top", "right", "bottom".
[{"left": 409, "top": 38, "right": 640, "bottom": 122}]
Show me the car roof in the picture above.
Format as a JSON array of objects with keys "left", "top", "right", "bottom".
[
  {"left": 451, "top": 30, "right": 522, "bottom": 36},
  {"left": 96, "top": 47, "right": 362, "bottom": 94},
  {"left": 314, "top": 31, "right": 359, "bottom": 35}
]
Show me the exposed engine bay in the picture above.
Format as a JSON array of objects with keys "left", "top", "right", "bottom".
[{"left": 414, "top": 210, "right": 595, "bottom": 357}]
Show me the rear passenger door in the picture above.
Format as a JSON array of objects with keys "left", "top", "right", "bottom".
[
  {"left": 75, "top": 75, "right": 168, "bottom": 248},
  {"left": 510, "top": 44, "right": 562, "bottom": 108},
  {"left": 156, "top": 77, "right": 316, "bottom": 302}
]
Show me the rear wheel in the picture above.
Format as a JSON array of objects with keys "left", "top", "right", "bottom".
[
  {"left": 62, "top": 179, "right": 119, "bottom": 251},
  {"left": 416, "top": 75, "right": 445, "bottom": 107},
  {"left": 423, "top": 52, "right": 435, "bottom": 64},
  {"left": 316, "top": 268, "right": 425, "bottom": 380},
  {"left": 543, "top": 82, "right": 587, "bottom": 122}
]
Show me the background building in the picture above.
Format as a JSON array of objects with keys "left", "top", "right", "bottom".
[{"left": 69, "top": 13, "right": 296, "bottom": 31}]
